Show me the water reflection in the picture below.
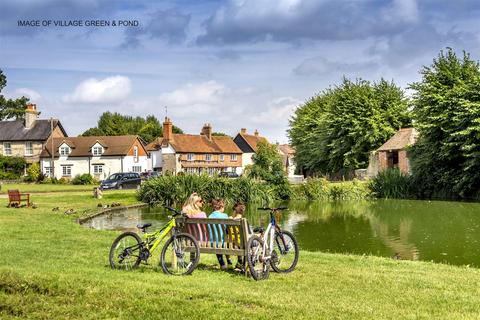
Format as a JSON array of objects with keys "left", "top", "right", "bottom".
[{"left": 84, "top": 199, "right": 480, "bottom": 267}]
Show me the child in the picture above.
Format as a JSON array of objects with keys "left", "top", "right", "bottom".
[
  {"left": 231, "top": 201, "right": 248, "bottom": 270},
  {"left": 208, "top": 198, "right": 232, "bottom": 270}
]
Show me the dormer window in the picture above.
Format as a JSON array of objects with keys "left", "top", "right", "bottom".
[
  {"left": 60, "top": 146, "right": 70, "bottom": 156},
  {"left": 92, "top": 146, "right": 103, "bottom": 156}
]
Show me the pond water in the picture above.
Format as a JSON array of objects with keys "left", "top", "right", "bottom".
[{"left": 84, "top": 199, "right": 480, "bottom": 267}]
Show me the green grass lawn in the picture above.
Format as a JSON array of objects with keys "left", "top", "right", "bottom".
[
  {"left": 0, "top": 183, "right": 99, "bottom": 193},
  {"left": 1, "top": 189, "right": 480, "bottom": 319}
]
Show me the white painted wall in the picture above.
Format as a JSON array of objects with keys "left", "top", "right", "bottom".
[
  {"left": 122, "top": 155, "right": 149, "bottom": 173},
  {"left": 151, "top": 150, "right": 162, "bottom": 169}
]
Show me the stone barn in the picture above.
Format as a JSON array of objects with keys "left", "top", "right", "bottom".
[{"left": 367, "top": 128, "right": 418, "bottom": 177}]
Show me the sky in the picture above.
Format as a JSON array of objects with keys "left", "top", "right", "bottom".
[{"left": 1, "top": 0, "right": 479, "bottom": 143}]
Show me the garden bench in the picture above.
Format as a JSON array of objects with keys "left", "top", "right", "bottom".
[
  {"left": 176, "top": 217, "right": 250, "bottom": 273},
  {"left": 7, "top": 190, "right": 30, "bottom": 207}
]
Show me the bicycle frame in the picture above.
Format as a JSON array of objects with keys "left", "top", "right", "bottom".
[{"left": 142, "top": 217, "right": 177, "bottom": 254}]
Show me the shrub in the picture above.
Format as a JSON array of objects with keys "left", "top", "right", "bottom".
[
  {"left": 138, "top": 174, "right": 273, "bottom": 206},
  {"left": 71, "top": 174, "right": 96, "bottom": 185},
  {"left": 24, "top": 163, "right": 40, "bottom": 182},
  {"left": 369, "top": 168, "right": 412, "bottom": 199},
  {"left": 292, "top": 178, "right": 371, "bottom": 200},
  {"left": 0, "top": 155, "right": 26, "bottom": 178}
]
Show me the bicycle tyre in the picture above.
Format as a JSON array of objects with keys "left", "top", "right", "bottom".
[
  {"left": 109, "top": 232, "right": 142, "bottom": 270},
  {"left": 247, "top": 235, "right": 270, "bottom": 281},
  {"left": 160, "top": 233, "right": 200, "bottom": 276},
  {"left": 271, "top": 230, "right": 299, "bottom": 273}
]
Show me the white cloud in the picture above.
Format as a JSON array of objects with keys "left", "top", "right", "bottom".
[
  {"left": 63, "top": 76, "right": 131, "bottom": 104},
  {"left": 12, "top": 88, "right": 41, "bottom": 101},
  {"left": 253, "top": 96, "right": 301, "bottom": 124},
  {"left": 159, "top": 80, "right": 227, "bottom": 108}
]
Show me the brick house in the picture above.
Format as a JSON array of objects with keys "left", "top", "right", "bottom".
[
  {"left": 147, "top": 118, "right": 243, "bottom": 175},
  {"left": 0, "top": 104, "right": 67, "bottom": 163},
  {"left": 233, "top": 128, "right": 268, "bottom": 171},
  {"left": 367, "top": 128, "right": 419, "bottom": 177},
  {"left": 40, "top": 135, "right": 149, "bottom": 180}
]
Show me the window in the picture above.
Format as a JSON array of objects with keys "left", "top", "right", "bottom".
[
  {"left": 62, "top": 165, "right": 72, "bottom": 176},
  {"left": 230, "top": 154, "right": 237, "bottom": 161},
  {"left": 187, "top": 153, "right": 195, "bottom": 161},
  {"left": 205, "top": 154, "right": 212, "bottom": 161},
  {"left": 44, "top": 167, "right": 52, "bottom": 177},
  {"left": 133, "top": 146, "right": 139, "bottom": 162},
  {"left": 207, "top": 167, "right": 215, "bottom": 175},
  {"left": 185, "top": 167, "right": 196, "bottom": 174},
  {"left": 132, "top": 166, "right": 142, "bottom": 173},
  {"left": 60, "top": 146, "right": 69, "bottom": 156},
  {"left": 25, "top": 142, "right": 33, "bottom": 156},
  {"left": 219, "top": 154, "right": 224, "bottom": 161},
  {"left": 92, "top": 146, "right": 103, "bottom": 156},
  {"left": 3, "top": 142, "right": 11, "bottom": 155},
  {"left": 93, "top": 165, "right": 103, "bottom": 174}
]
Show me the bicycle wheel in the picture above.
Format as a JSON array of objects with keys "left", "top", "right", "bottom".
[
  {"left": 247, "top": 235, "right": 270, "bottom": 281},
  {"left": 271, "top": 230, "right": 299, "bottom": 273},
  {"left": 160, "top": 233, "right": 200, "bottom": 276},
  {"left": 109, "top": 232, "right": 142, "bottom": 270}
]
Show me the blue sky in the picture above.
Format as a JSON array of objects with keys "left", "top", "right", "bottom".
[{"left": 1, "top": 0, "right": 479, "bottom": 142}]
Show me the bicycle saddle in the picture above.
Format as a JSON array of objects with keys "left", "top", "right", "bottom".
[
  {"left": 137, "top": 223, "right": 152, "bottom": 231},
  {"left": 253, "top": 226, "right": 264, "bottom": 233}
]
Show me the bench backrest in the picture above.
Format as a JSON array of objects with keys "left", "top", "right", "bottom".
[
  {"left": 8, "top": 190, "right": 20, "bottom": 201},
  {"left": 176, "top": 217, "right": 249, "bottom": 256}
]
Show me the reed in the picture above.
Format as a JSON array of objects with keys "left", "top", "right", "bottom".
[{"left": 369, "top": 168, "right": 412, "bottom": 199}]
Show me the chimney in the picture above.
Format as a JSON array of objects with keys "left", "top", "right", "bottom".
[
  {"left": 254, "top": 129, "right": 259, "bottom": 137},
  {"left": 163, "top": 117, "right": 173, "bottom": 143},
  {"left": 240, "top": 128, "right": 247, "bottom": 134},
  {"left": 201, "top": 123, "right": 212, "bottom": 141},
  {"left": 24, "top": 103, "right": 39, "bottom": 129}
]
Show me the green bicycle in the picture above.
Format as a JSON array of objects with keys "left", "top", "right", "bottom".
[{"left": 109, "top": 206, "right": 200, "bottom": 275}]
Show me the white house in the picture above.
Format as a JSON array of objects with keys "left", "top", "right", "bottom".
[{"left": 40, "top": 135, "right": 149, "bottom": 180}]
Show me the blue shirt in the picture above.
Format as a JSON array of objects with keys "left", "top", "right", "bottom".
[{"left": 208, "top": 211, "right": 228, "bottom": 246}]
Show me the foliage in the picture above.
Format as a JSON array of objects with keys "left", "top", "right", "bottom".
[
  {"left": 138, "top": 174, "right": 273, "bottom": 206},
  {"left": 81, "top": 112, "right": 183, "bottom": 143},
  {"left": 248, "top": 141, "right": 291, "bottom": 199},
  {"left": 211, "top": 132, "right": 230, "bottom": 137},
  {"left": 292, "top": 178, "right": 371, "bottom": 200},
  {"left": 369, "top": 169, "right": 412, "bottom": 199},
  {"left": 289, "top": 77, "right": 411, "bottom": 176},
  {"left": 0, "top": 155, "right": 26, "bottom": 179},
  {"left": 409, "top": 49, "right": 480, "bottom": 199},
  {"left": 71, "top": 174, "right": 97, "bottom": 185},
  {"left": 0, "top": 69, "right": 29, "bottom": 120},
  {"left": 24, "top": 163, "right": 41, "bottom": 182}
]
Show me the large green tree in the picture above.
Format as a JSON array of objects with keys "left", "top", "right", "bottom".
[
  {"left": 289, "top": 78, "right": 411, "bottom": 176},
  {"left": 409, "top": 49, "right": 480, "bottom": 199},
  {"left": 81, "top": 112, "right": 183, "bottom": 143},
  {"left": 0, "top": 69, "right": 29, "bottom": 120}
]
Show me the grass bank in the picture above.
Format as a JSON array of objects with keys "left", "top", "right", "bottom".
[
  {"left": 0, "top": 183, "right": 99, "bottom": 194},
  {"left": 1, "top": 190, "right": 480, "bottom": 319}
]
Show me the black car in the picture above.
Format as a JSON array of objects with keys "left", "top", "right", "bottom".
[
  {"left": 219, "top": 171, "right": 239, "bottom": 178},
  {"left": 100, "top": 172, "right": 141, "bottom": 190}
]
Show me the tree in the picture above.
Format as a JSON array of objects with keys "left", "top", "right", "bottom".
[
  {"left": 81, "top": 112, "right": 183, "bottom": 143},
  {"left": 0, "top": 69, "right": 29, "bottom": 120},
  {"left": 409, "top": 49, "right": 480, "bottom": 199},
  {"left": 248, "top": 141, "right": 291, "bottom": 199},
  {"left": 211, "top": 132, "right": 230, "bottom": 137},
  {"left": 289, "top": 77, "right": 411, "bottom": 176}
]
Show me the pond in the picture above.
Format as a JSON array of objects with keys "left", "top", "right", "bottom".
[{"left": 84, "top": 199, "right": 480, "bottom": 267}]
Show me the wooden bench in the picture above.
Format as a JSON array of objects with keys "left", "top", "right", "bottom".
[
  {"left": 176, "top": 217, "right": 250, "bottom": 273},
  {"left": 8, "top": 190, "right": 30, "bottom": 207}
]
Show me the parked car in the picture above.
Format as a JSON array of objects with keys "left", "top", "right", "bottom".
[
  {"left": 140, "top": 171, "right": 160, "bottom": 180},
  {"left": 219, "top": 171, "right": 239, "bottom": 178},
  {"left": 100, "top": 172, "right": 141, "bottom": 190}
]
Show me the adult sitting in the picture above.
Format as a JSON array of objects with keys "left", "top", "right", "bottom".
[{"left": 182, "top": 192, "right": 207, "bottom": 218}]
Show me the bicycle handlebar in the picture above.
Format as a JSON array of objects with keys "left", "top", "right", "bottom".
[
  {"left": 257, "top": 206, "right": 288, "bottom": 211},
  {"left": 163, "top": 206, "right": 182, "bottom": 216}
]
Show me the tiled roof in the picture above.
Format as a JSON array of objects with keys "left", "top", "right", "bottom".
[
  {"left": 148, "top": 134, "right": 242, "bottom": 154},
  {"left": 41, "top": 135, "right": 143, "bottom": 157},
  {"left": 0, "top": 119, "right": 66, "bottom": 141},
  {"left": 278, "top": 144, "right": 295, "bottom": 155},
  {"left": 238, "top": 133, "right": 268, "bottom": 152},
  {"left": 377, "top": 128, "right": 418, "bottom": 151}
]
